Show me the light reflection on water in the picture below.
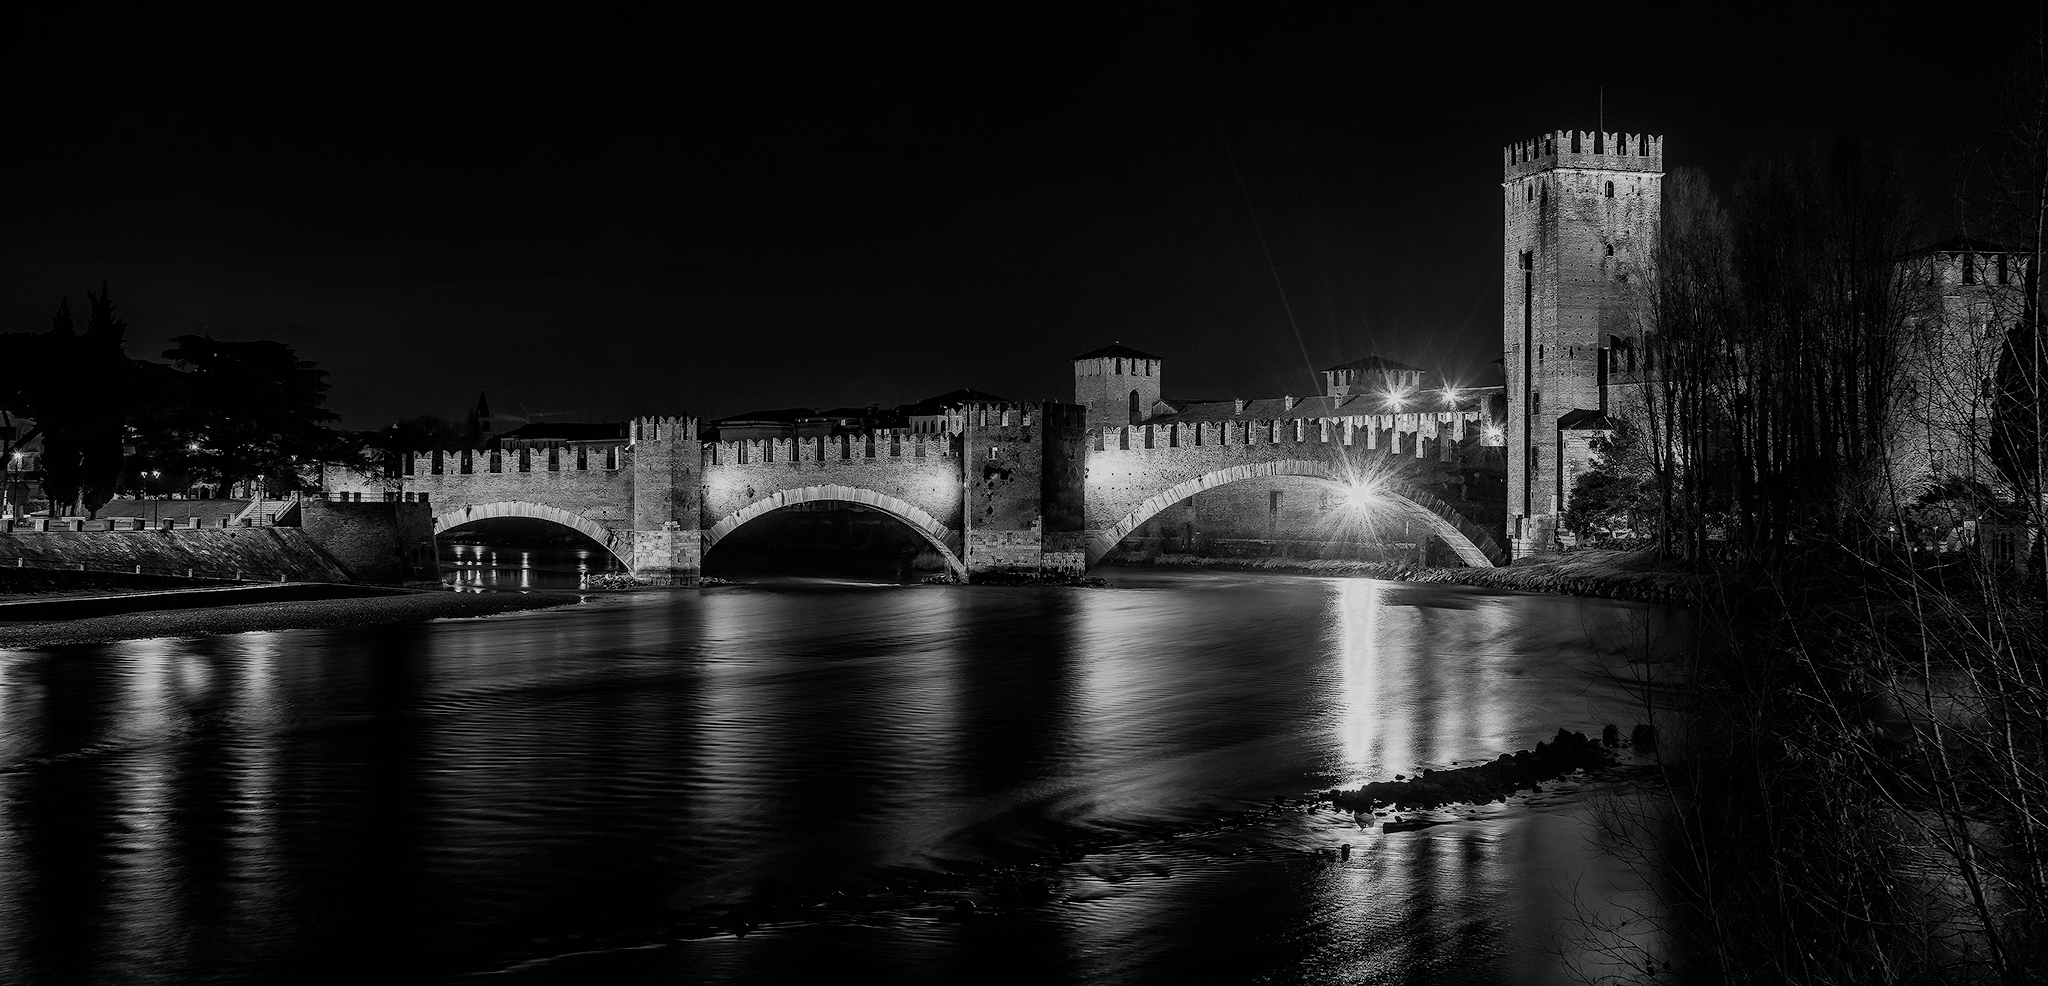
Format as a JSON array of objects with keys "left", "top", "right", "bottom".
[
  {"left": 0, "top": 570, "right": 1688, "bottom": 984},
  {"left": 441, "top": 542, "right": 619, "bottom": 592}
]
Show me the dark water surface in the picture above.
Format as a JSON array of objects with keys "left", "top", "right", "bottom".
[{"left": 0, "top": 568, "right": 1690, "bottom": 984}]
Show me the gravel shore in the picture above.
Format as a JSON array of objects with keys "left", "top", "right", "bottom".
[{"left": 0, "top": 589, "right": 584, "bottom": 648}]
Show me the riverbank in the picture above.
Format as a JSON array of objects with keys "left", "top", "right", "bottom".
[
  {"left": 0, "top": 587, "right": 584, "bottom": 647},
  {"left": 1113, "top": 548, "right": 1723, "bottom": 606}
]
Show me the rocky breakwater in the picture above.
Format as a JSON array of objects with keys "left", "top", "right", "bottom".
[{"left": 1326, "top": 728, "right": 1619, "bottom": 813}]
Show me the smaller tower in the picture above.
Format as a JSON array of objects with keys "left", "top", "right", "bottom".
[
  {"left": 465, "top": 391, "right": 495, "bottom": 444},
  {"left": 1071, "top": 343, "right": 1163, "bottom": 429}
]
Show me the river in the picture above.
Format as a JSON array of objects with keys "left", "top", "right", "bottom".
[{"left": 0, "top": 563, "right": 1693, "bottom": 984}]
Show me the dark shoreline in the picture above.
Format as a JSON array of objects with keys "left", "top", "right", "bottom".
[
  {"left": 0, "top": 588, "right": 586, "bottom": 648},
  {"left": 1107, "top": 550, "right": 1719, "bottom": 606}
]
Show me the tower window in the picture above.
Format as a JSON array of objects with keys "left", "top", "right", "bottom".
[
  {"left": 1533, "top": 391, "right": 1542, "bottom": 415},
  {"left": 1604, "top": 181, "right": 1614, "bottom": 198},
  {"left": 1963, "top": 253, "right": 1977, "bottom": 285},
  {"left": 1604, "top": 243, "right": 1614, "bottom": 257},
  {"left": 1998, "top": 254, "right": 2010, "bottom": 284},
  {"left": 1129, "top": 390, "right": 1141, "bottom": 425},
  {"left": 1269, "top": 490, "right": 1283, "bottom": 516},
  {"left": 1526, "top": 183, "right": 1533, "bottom": 202}
]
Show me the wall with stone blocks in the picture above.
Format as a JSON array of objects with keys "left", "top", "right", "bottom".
[
  {"left": 297, "top": 500, "right": 438, "bottom": 583},
  {"left": 406, "top": 465, "right": 635, "bottom": 530},
  {"left": 701, "top": 456, "right": 963, "bottom": 535}
]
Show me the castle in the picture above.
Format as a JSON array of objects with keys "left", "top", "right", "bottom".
[{"left": 1500, "top": 130, "right": 2030, "bottom": 558}]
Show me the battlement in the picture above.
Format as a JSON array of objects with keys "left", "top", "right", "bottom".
[
  {"left": 702, "top": 431, "right": 955, "bottom": 465},
  {"left": 630, "top": 415, "right": 699, "bottom": 443},
  {"left": 1504, "top": 129, "right": 1663, "bottom": 180},
  {"left": 957, "top": 400, "right": 1042, "bottom": 430}
]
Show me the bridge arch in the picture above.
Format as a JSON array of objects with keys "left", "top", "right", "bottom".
[
  {"left": 434, "top": 501, "right": 630, "bottom": 568},
  {"left": 704, "top": 484, "right": 968, "bottom": 580},
  {"left": 1087, "top": 459, "right": 1502, "bottom": 569}
]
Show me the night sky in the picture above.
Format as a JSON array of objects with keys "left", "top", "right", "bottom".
[{"left": 8, "top": 10, "right": 2036, "bottom": 431}]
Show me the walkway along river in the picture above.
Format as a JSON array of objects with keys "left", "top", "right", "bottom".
[{"left": 0, "top": 567, "right": 1696, "bottom": 984}]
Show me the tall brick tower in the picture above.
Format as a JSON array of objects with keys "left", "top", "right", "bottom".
[{"left": 1503, "top": 129, "right": 1662, "bottom": 557}]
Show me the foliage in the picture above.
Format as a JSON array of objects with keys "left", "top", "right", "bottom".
[
  {"left": 0, "top": 287, "right": 141, "bottom": 516},
  {"left": 1563, "top": 419, "right": 1655, "bottom": 540},
  {"left": 1637, "top": 142, "right": 1921, "bottom": 560},
  {"left": 131, "top": 334, "right": 349, "bottom": 495}
]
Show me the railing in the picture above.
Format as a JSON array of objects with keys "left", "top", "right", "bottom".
[
  {"left": 4, "top": 557, "right": 295, "bottom": 583},
  {"left": 4, "top": 516, "right": 273, "bottom": 532}
]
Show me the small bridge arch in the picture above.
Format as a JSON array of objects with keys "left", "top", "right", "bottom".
[
  {"left": 434, "top": 501, "right": 631, "bottom": 568},
  {"left": 1088, "top": 459, "right": 1504, "bottom": 569},
  {"left": 704, "top": 484, "right": 968, "bottom": 580}
]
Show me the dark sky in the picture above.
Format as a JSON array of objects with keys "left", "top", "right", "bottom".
[{"left": 7, "top": 9, "right": 2037, "bottom": 430}]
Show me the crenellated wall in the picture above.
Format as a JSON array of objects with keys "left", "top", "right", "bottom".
[
  {"left": 399, "top": 401, "right": 1502, "bottom": 581},
  {"left": 1084, "top": 409, "right": 1501, "bottom": 567},
  {"left": 701, "top": 431, "right": 965, "bottom": 568}
]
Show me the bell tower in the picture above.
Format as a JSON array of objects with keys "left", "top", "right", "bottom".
[{"left": 1503, "top": 129, "right": 1663, "bottom": 557}]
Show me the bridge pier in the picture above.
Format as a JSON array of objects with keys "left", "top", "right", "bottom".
[
  {"left": 959, "top": 402, "right": 1090, "bottom": 579},
  {"left": 629, "top": 416, "right": 703, "bottom": 585}
]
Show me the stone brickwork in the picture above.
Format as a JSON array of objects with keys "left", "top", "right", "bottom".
[
  {"left": 298, "top": 500, "right": 437, "bottom": 583},
  {"left": 1038, "top": 403, "right": 1090, "bottom": 575},
  {"left": 1503, "top": 129, "right": 1664, "bottom": 558},
  {"left": 629, "top": 416, "right": 702, "bottom": 583},
  {"left": 398, "top": 398, "right": 1505, "bottom": 579},
  {"left": 961, "top": 402, "right": 1054, "bottom": 576},
  {"left": 1085, "top": 429, "right": 1505, "bottom": 568}
]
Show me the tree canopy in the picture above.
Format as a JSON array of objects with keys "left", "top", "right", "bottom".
[
  {"left": 1, "top": 287, "right": 355, "bottom": 513},
  {"left": 132, "top": 334, "right": 349, "bottom": 495}
]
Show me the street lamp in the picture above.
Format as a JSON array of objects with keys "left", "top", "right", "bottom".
[{"left": 143, "top": 470, "right": 161, "bottom": 527}]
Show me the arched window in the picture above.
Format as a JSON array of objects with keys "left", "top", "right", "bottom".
[
  {"left": 1128, "top": 390, "right": 1141, "bottom": 425},
  {"left": 1604, "top": 180, "right": 1614, "bottom": 198}
]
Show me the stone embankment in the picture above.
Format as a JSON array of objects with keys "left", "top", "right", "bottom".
[
  {"left": 1116, "top": 549, "right": 1718, "bottom": 606},
  {"left": 0, "top": 527, "right": 349, "bottom": 583},
  {"left": 0, "top": 587, "right": 582, "bottom": 647}
]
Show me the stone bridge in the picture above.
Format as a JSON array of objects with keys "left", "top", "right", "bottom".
[{"left": 383, "top": 402, "right": 1503, "bottom": 584}]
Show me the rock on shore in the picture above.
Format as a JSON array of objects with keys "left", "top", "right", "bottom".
[{"left": 1326, "top": 728, "right": 1617, "bottom": 811}]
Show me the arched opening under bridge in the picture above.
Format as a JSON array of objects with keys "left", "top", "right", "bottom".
[
  {"left": 1088, "top": 460, "right": 1502, "bottom": 569},
  {"left": 704, "top": 485, "right": 967, "bottom": 583},
  {"left": 434, "top": 501, "right": 629, "bottom": 591}
]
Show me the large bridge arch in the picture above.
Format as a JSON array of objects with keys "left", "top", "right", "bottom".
[
  {"left": 1087, "top": 459, "right": 1503, "bottom": 569},
  {"left": 704, "top": 484, "right": 968, "bottom": 580},
  {"left": 434, "top": 501, "right": 631, "bottom": 568}
]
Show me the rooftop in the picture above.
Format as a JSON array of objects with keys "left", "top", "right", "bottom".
[
  {"left": 1911, "top": 235, "right": 2023, "bottom": 257},
  {"left": 1322, "top": 355, "right": 1424, "bottom": 373},
  {"left": 1150, "top": 390, "right": 1487, "bottom": 424},
  {"left": 902, "top": 388, "right": 1008, "bottom": 415},
  {"left": 495, "top": 421, "right": 629, "bottom": 443},
  {"left": 1072, "top": 343, "right": 1163, "bottom": 362}
]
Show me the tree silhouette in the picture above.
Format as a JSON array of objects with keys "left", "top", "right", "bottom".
[
  {"left": 135, "top": 335, "right": 347, "bottom": 496},
  {"left": 0, "top": 286, "right": 138, "bottom": 516}
]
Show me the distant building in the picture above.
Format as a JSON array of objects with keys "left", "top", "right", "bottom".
[
  {"left": 1, "top": 421, "right": 43, "bottom": 518},
  {"left": 900, "top": 389, "right": 1006, "bottom": 435},
  {"left": 1896, "top": 238, "right": 2031, "bottom": 497}
]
